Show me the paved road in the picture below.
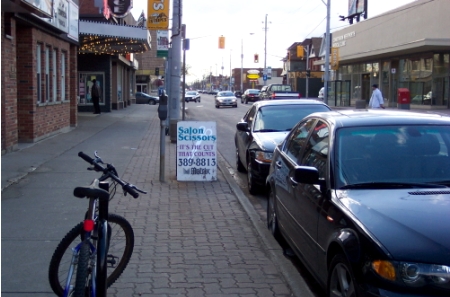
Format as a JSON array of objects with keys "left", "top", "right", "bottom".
[{"left": 1, "top": 105, "right": 314, "bottom": 297}]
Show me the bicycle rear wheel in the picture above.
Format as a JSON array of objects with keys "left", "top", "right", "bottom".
[{"left": 48, "top": 214, "right": 135, "bottom": 296}]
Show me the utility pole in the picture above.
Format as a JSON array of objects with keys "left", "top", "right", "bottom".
[
  {"left": 324, "top": 0, "right": 330, "bottom": 105},
  {"left": 169, "top": 0, "right": 182, "bottom": 143},
  {"left": 240, "top": 39, "right": 243, "bottom": 92},
  {"left": 264, "top": 14, "right": 268, "bottom": 86}
]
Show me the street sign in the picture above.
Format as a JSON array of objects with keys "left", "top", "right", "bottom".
[
  {"left": 263, "top": 74, "right": 267, "bottom": 81},
  {"left": 177, "top": 121, "right": 217, "bottom": 181},
  {"left": 267, "top": 67, "right": 272, "bottom": 79}
]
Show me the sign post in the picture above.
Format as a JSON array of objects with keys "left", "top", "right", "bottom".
[{"left": 177, "top": 121, "right": 217, "bottom": 181}]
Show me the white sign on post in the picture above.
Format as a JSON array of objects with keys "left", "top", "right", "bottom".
[{"left": 177, "top": 121, "right": 217, "bottom": 181}]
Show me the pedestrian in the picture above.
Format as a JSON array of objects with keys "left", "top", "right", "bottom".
[
  {"left": 91, "top": 79, "right": 101, "bottom": 114},
  {"left": 368, "top": 84, "right": 385, "bottom": 109}
]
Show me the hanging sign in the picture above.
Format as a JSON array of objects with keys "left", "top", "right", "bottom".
[
  {"left": 177, "top": 121, "right": 217, "bottom": 181},
  {"left": 147, "top": 0, "right": 170, "bottom": 30}
]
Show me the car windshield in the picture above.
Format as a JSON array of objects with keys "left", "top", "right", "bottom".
[
  {"left": 253, "top": 104, "right": 330, "bottom": 132},
  {"left": 335, "top": 125, "right": 450, "bottom": 188},
  {"left": 218, "top": 92, "right": 234, "bottom": 97},
  {"left": 186, "top": 92, "right": 196, "bottom": 95}
]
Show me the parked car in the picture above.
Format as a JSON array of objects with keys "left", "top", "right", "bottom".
[
  {"left": 185, "top": 91, "right": 200, "bottom": 103},
  {"left": 235, "top": 100, "right": 331, "bottom": 194},
  {"left": 266, "top": 109, "right": 450, "bottom": 297},
  {"left": 234, "top": 91, "right": 242, "bottom": 98},
  {"left": 259, "top": 84, "right": 300, "bottom": 100},
  {"left": 241, "top": 89, "right": 261, "bottom": 104},
  {"left": 209, "top": 89, "right": 220, "bottom": 95},
  {"left": 215, "top": 91, "right": 237, "bottom": 108},
  {"left": 135, "top": 92, "right": 159, "bottom": 105}
]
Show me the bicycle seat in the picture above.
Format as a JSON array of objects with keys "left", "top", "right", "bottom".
[{"left": 74, "top": 179, "right": 109, "bottom": 201}]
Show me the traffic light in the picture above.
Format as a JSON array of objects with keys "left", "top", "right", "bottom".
[
  {"left": 306, "top": 69, "right": 311, "bottom": 78},
  {"left": 254, "top": 54, "right": 259, "bottom": 63},
  {"left": 218, "top": 36, "right": 225, "bottom": 49},
  {"left": 155, "top": 67, "right": 159, "bottom": 76}
]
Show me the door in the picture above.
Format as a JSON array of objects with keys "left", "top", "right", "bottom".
[{"left": 291, "top": 120, "right": 329, "bottom": 272}]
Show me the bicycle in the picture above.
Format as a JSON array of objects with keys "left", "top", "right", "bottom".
[{"left": 48, "top": 151, "right": 146, "bottom": 297}]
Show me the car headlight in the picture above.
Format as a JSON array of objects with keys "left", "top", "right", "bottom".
[
  {"left": 372, "top": 260, "right": 450, "bottom": 289},
  {"left": 255, "top": 150, "right": 273, "bottom": 163}
]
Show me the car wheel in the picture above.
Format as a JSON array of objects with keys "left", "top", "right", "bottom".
[
  {"left": 267, "top": 189, "right": 281, "bottom": 240},
  {"left": 215, "top": 105, "right": 219, "bottom": 109},
  {"left": 148, "top": 99, "right": 156, "bottom": 105},
  {"left": 236, "top": 147, "right": 246, "bottom": 173},
  {"left": 328, "top": 254, "right": 359, "bottom": 297},
  {"left": 233, "top": 104, "right": 237, "bottom": 108},
  {"left": 245, "top": 98, "right": 248, "bottom": 104},
  {"left": 241, "top": 98, "right": 244, "bottom": 104},
  {"left": 247, "top": 161, "right": 259, "bottom": 195}
]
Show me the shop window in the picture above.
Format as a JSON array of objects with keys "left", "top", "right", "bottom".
[
  {"left": 78, "top": 73, "right": 105, "bottom": 105},
  {"left": 45, "top": 46, "right": 50, "bottom": 102},
  {"left": 52, "top": 49, "right": 57, "bottom": 102},
  {"left": 36, "top": 44, "right": 42, "bottom": 103},
  {"left": 61, "top": 52, "right": 66, "bottom": 101}
]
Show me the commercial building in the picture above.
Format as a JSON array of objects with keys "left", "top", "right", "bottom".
[{"left": 317, "top": 0, "right": 450, "bottom": 109}]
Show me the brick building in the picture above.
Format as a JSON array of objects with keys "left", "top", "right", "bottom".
[{"left": 2, "top": 0, "right": 79, "bottom": 154}]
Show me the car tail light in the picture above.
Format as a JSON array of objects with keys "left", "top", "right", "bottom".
[{"left": 271, "top": 93, "right": 276, "bottom": 99}]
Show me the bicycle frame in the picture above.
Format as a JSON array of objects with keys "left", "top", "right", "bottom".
[{"left": 62, "top": 182, "right": 110, "bottom": 297}]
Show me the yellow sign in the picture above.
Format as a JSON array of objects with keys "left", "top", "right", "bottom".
[
  {"left": 331, "top": 47, "right": 339, "bottom": 70},
  {"left": 247, "top": 74, "right": 259, "bottom": 79},
  {"left": 147, "top": 0, "right": 170, "bottom": 30},
  {"left": 297, "top": 45, "right": 304, "bottom": 58}
]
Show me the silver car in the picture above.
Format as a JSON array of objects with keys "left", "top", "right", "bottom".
[{"left": 215, "top": 91, "right": 237, "bottom": 108}]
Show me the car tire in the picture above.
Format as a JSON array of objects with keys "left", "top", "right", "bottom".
[
  {"left": 148, "top": 99, "right": 156, "bottom": 105},
  {"left": 236, "top": 147, "right": 246, "bottom": 173},
  {"left": 328, "top": 254, "right": 359, "bottom": 297},
  {"left": 241, "top": 98, "right": 244, "bottom": 104},
  {"left": 247, "top": 161, "right": 259, "bottom": 195},
  {"left": 245, "top": 98, "right": 248, "bottom": 104},
  {"left": 215, "top": 105, "right": 219, "bottom": 109},
  {"left": 267, "top": 189, "right": 282, "bottom": 240},
  {"left": 233, "top": 105, "right": 237, "bottom": 108}
]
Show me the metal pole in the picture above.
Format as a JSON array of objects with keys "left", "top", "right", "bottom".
[
  {"left": 240, "top": 39, "right": 243, "bottom": 92},
  {"left": 264, "top": 14, "right": 268, "bottom": 86},
  {"left": 160, "top": 120, "right": 165, "bottom": 182},
  {"left": 306, "top": 44, "right": 309, "bottom": 98},
  {"left": 229, "top": 49, "right": 232, "bottom": 91},
  {"left": 182, "top": 40, "right": 186, "bottom": 120},
  {"left": 324, "top": 0, "right": 330, "bottom": 105},
  {"left": 169, "top": 0, "right": 182, "bottom": 143}
]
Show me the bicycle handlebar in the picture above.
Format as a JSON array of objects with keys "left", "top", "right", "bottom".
[{"left": 78, "top": 151, "right": 146, "bottom": 198}]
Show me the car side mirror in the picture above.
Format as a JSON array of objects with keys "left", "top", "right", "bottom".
[
  {"left": 236, "top": 122, "right": 249, "bottom": 132},
  {"left": 293, "top": 166, "right": 319, "bottom": 184}
]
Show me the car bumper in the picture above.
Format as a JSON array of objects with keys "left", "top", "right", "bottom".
[
  {"left": 217, "top": 101, "right": 237, "bottom": 106},
  {"left": 250, "top": 160, "right": 271, "bottom": 185}
]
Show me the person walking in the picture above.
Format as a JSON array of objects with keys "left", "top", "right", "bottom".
[
  {"left": 368, "top": 84, "right": 385, "bottom": 109},
  {"left": 91, "top": 79, "right": 101, "bottom": 114}
]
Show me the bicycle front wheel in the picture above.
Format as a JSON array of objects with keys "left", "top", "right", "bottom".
[
  {"left": 73, "top": 240, "right": 92, "bottom": 297},
  {"left": 48, "top": 214, "right": 135, "bottom": 296}
]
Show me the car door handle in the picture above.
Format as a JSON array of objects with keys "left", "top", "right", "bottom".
[
  {"left": 289, "top": 177, "right": 298, "bottom": 187},
  {"left": 275, "top": 161, "right": 282, "bottom": 168}
]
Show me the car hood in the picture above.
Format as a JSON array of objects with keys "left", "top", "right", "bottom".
[
  {"left": 252, "top": 131, "right": 289, "bottom": 151},
  {"left": 336, "top": 189, "right": 450, "bottom": 264}
]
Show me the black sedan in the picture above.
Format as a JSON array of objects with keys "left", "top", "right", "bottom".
[
  {"left": 241, "top": 89, "right": 261, "bottom": 104},
  {"left": 135, "top": 92, "right": 159, "bottom": 105},
  {"left": 235, "top": 99, "right": 331, "bottom": 194},
  {"left": 266, "top": 109, "right": 450, "bottom": 297}
]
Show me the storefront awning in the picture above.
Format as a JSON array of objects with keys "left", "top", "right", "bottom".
[{"left": 79, "top": 20, "right": 151, "bottom": 55}]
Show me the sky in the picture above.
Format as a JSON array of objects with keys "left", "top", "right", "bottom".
[{"left": 131, "top": 0, "right": 415, "bottom": 84}]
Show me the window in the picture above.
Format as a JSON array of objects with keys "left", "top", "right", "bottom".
[
  {"left": 36, "top": 44, "right": 42, "bottom": 103},
  {"left": 52, "top": 49, "right": 57, "bottom": 102},
  {"left": 61, "top": 52, "right": 66, "bottom": 101},
  {"left": 300, "top": 120, "right": 329, "bottom": 178},
  {"left": 45, "top": 46, "right": 50, "bottom": 102},
  {"left": 284, "top": 119, "right": 316, "bottom": 162}
]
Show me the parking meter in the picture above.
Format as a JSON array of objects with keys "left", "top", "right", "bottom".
[{"left": 158, "top": 94, "right": 168, "bottom": 121}]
